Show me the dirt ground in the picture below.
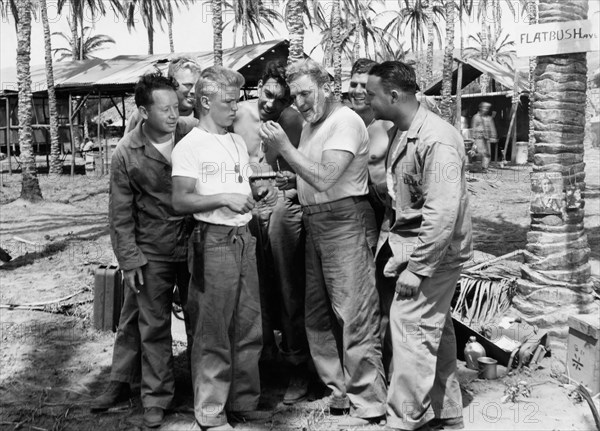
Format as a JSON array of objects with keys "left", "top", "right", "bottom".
[{"left": 1, "top": 147, "right": 599, "bottom": 431}]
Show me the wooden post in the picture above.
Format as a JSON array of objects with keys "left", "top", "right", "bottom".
[
  {"left": 5, "top": 97, "right": 11, "bottom": 174},
  {"left": 455, "top": 61, "right": 464, "bottom": 131},
  {"left": 98, "top": 94, "right": 103, "bottom": 175},
  {"left": 68, "top": 93, "right": 75, "bottom": 176}
]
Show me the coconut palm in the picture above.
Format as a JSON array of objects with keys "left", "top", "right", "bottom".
[
  {"left": 464, "top": 29, "right": 516, "bottom": 67},
  {"left": 526, "top": 0, "right": 537, "bottom": 149},
  {"left": 284, "top": 0, "right": 329, "bottom": 65},
  {"left": 211, "top": 0, "right": 223, "bottom": 65},
  {"left": 224, "top": 0, "right": 282, "bottom": 46},
  {"left": 423, "top": 0, "right": 444, "bottom": 86},
  {"left": 518, "top": 0, "right": 593, "bottom": 325},
  {"left": 39, "top": 0, "right": 60, "bottom": 175},
  {"left": 52, "top": 27, "right": 115, "bottom": 61},
  {"left": 331, "top": 0, "right": 342, "bottom": 100},
  {"left": 123, "top": 0, "right": 168, "bottom": 55},
  {"left": 15, "top": 0, "right": 42, "bottom": 200},
  {"left": 57, "top": 0, "right": 124, "bottom": 60},
  {"left": 346, "top": 0, "right": 382, "bottom": 61},
  {"left": 440, "top": 0, "right": 455, "bottom": 123}
]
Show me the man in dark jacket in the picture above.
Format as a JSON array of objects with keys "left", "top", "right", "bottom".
[{"left": 91, "top": 73, "right": 195, "bottom": 428}]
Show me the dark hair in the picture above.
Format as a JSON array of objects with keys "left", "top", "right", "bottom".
[
  {"left": 260, "top": 60, "right": 291, "bottom": 101},
  {"left": 351, "top": 58, "right": 378, "bottom": 76},
  {"left": 368, "top": 61, "right": 418, "bottom": 94},
  {"left": 134, "top": 72, "right": 179, "bottom": 108}
]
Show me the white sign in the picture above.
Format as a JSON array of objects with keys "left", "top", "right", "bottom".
[{"left": 516, "top": 19, "right": 599, "bottom": 57}]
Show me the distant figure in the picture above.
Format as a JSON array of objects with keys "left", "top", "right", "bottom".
[{"left": 471, "top": 101, "right": 497, "bottom": 171}]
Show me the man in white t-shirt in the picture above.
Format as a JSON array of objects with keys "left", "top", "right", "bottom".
[
  {"left": 259, "top": 59, "right": 387, "bottom": 428},
  {"left": 171, "top": 66, "right": 265, "bottom": 431}
]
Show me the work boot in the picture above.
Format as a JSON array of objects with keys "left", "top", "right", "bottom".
[
  {"left": 143, "top": 407, "right": 164, "bottom": 428},
  {"left": 430, "top": 417, "right": 465, "bottom": 430},
  {"left": 283, "top": 364, "right": 309, "bottom": 405},
  {"left": 90, "top": 381, "right": 131, "bottom": 412}
]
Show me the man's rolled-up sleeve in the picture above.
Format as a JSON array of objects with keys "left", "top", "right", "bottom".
[
  {"left": 406, "top": 142, "right": 463, "bottom": 277},
  {"left": 108, "top": 150, "right": 147, "bottom": 270}
]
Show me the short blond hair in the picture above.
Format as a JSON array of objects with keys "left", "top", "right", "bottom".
[{"left": 196, "top": 66, "right": 245, "bottom": 101}]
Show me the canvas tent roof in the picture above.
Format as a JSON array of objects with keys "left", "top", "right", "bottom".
[
  {"left": 423, "top": 57, "right": 529, "bottom": 96},
  {"left": 0, "top": 39, "right": 300, "bottom": 96}
]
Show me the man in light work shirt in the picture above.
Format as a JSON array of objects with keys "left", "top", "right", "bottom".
[
  {"left": 260, "top": 59, "right": 387, "bottom": 428},
  {"left": 366, "top": 61, "right": 472, "bottom": 431}
]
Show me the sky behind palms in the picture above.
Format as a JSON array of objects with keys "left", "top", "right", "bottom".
[{"left": 1, "top": 1, "right": 598, "bottom": 70}]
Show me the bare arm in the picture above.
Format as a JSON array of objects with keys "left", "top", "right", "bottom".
[{"left": 172, "top": 176, "right": 255, "bottom": 215}]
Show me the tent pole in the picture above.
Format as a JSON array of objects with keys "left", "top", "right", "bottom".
[
  {"left": 455, "top": 61, "right": 463, "bottom": 131},
  {"left": 69, "top": 93, "right": 75, "bottom": 176},
  {"left": 5, "top": 98, "right": 11, "bottom": 174}
]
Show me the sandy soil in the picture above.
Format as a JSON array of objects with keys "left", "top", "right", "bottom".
[{"left": 1, "top": 148, "right": 599, "bottom": 431}]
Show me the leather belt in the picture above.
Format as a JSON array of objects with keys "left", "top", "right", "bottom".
[{"left": 301, "top": 195, "right": 367, "bottom": 215}]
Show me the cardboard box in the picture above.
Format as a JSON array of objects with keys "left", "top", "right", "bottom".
[{"left": 567, "top": 314, "right": 600, "bottom": 396}]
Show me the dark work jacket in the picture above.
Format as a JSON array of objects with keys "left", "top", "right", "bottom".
[{"left": 109, "top": 119, "right": 197, "bottom": 270}]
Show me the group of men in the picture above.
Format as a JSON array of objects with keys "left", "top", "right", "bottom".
[{"left": 92, "top": 54, "right": 472, "bottom": 431}]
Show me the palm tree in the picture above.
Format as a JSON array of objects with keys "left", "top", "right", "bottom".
[
  {"left": 52, "top": 27, "right": 115, "bottom": 61},
  {"left": 124, "top": 0, "right": 168, "bottom": 55},
  {"left": 518, "top": 0, "right": 593, "bottom": 327},
  {"left": 57, "top": 0, "right": 124, "bottom": 60},
  {"left": 423, "top": 0, "right": 444, "bottom": 86},
  {"left": 225, "top": 0, "right": 282, "bottom": 46},
  {"left": 39, "top": 0, "right": 60, "bottom": 175},
  {"left": 440, "top": 0, "right": 455, "bottom": 123},
  {"left": 381, "top": 0, "right": 433, "bottom": 90},
  {"left": 331, "top": 0, "right": 342, "bottom": 100},
  {"left": 285, "top": 0, "right": 306, "bottom": 65},
  {"left": 464, "top": 29, "right": 516, "bottom": 67},
  {"left": 346, "top": 0, "right": 382, "bottom": 60},
  {"left": 526, "top": 0, "right": 537, "bottom": 150},
  {"left": 16, "top": 0, "right": 42, "bottom": 200},
  {"left": 212, "top": 0, "right": 223, "bottom": 66}
]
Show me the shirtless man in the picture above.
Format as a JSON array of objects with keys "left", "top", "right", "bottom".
[
  {"left": 348, "top": 59, "right": 394, "bottom": 186},
  {"left": 232, "top": 61, "right": 309, "bottom": 404}
]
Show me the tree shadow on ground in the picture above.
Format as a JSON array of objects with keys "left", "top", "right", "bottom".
[{"left": 472, "top": 215, "right": 529, "bottom": 257}]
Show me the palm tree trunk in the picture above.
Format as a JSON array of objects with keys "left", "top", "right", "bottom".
[
  {"left": 528, "top": 0, "right": 537, "bottom": 156},
  {"left": 518, "top": 0, "right": 593, "bottom": 332},
  {"left": 332, "top": 0, "right": 342, "bottom": 101},
  {"left": 286, "top": 0, "right": 304, "bottom": 65},
  {"left": 147, "top": 6, "right": 154, "bottom": 55},
  {"left": 68, "top": 2, "right": 78, "bottom": 61},
  {"left": 242, "top": 0, "right": 248, "bottom": 46},
  {"left": 212, "top": 0, "right": 223, "bottom": 66},
  {"left": 16, "top": 0, "right": 42, "bottom": 201},
  {"left": 440, "top": 0, "right": 455, "bottom": 123},
  {"left": 79, "top": 13, "right": 84, "bottom": 60},
  {"left": 425, "top": 3, "right": 434, "bottom": 87},
  {"left": 168, "top": 2, "right": 174, "bottom": 53},
  {"left": 480, "top": 23, "right": 489, "bottom": 93},
  {"left": 40, "top": 0, "right": 61, "bottom": 175}
]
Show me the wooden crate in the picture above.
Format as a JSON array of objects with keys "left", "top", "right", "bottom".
[
  {"left": 567, "top": 314, "right": 600, "bottom": 396},
  {"left": 93, "top": 265, "right": 124, "bottom": 332}
]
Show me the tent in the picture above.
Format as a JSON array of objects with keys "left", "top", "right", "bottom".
[{"left": 0, "top": 39, "right": 307, "bottom": 173}]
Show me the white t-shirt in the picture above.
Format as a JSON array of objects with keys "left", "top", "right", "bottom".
[
  {"left": 171, "top": 128, "right": 252, "bottom": 226},
  {"left": 386, "top": 130, "right": 408, "bottom": 200},
  {"left": 297, "top": 106, "right": 370, "bottom": 206}
]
